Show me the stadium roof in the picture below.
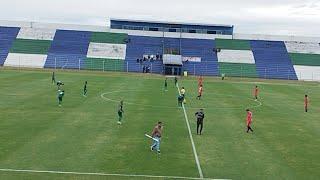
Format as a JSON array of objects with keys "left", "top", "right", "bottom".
[{"left": 110, "top": 18, "right": 234, "bottom": 28}]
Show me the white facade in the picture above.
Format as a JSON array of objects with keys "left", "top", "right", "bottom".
[
  {"left": 293, "top": 65, "right": 320, "bottom": 81},
  {"left": 17, "top": 27, "right": 56, "bottom": 40},
  {"left": 217, "top": 50, "right": 255, "bottom": 64},
  {"left": 4, "top": 53, "right": 47, "bottom": 68},
  {"left": 87, "top": 43, "right": 126, "bottom": 59},
  {"left": 285, "top": 41, "right": 320, "bottom": 54}
]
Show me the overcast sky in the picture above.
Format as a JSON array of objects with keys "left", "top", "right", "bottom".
[{"left": 1, "top": 0, "right": 320, "bottom": 36}]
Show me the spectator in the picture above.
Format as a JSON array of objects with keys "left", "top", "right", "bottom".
[{"left": 143, "top": 66, "right": 146, "bottom": 73}]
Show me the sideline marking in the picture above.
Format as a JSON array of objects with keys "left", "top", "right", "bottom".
[
  {"left": 0, "top": 168, "right": 221, "bottom": 180},
  {"left": 176, "top": 83, "right": 204, "bottom": 179}
]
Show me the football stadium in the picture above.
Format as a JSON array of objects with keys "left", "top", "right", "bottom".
[{"left": 0, "top": 1, "right": 320, "bottom": 179}]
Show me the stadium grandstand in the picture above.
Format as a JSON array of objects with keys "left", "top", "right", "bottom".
[{"left": 1, "top": 19, "right": 320, "bottom": 81}]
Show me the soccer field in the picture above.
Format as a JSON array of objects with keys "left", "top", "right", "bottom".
[{"left": 0, "top": 69, "right": 319, "bottom": 180}]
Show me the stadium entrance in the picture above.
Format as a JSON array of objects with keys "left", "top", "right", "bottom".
[
  {"left": 164, "top": 65, "right": 182, "bottom": 75},
  {"left": 163, "top": 54, "right": 183, "bottom": 75}
]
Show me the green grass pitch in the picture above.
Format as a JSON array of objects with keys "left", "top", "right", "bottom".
[{"left": 0, "top": 69, "right": 319, "bottom": 179}]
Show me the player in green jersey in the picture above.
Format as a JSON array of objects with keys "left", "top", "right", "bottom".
[
  {"left": 117, "top": 100, "right": 124, "bottom": 124},
  {"left": 58, "top": 90, "right": 65, "bottom": 107}
]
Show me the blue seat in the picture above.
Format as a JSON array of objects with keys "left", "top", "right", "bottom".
[
  {"left": 125, "top": 36, "right": 164, "bottom": 73},
  {"left": 44, "top": 30, "right": 91, "bottom": 69},
  {"left": 125, "top": 36, "right": 219, "bottom": 75},
  {"left": 250, "top": 40, "right": 297, "bottom": 80},
  {"left": 181, "top": 39, "right": 219, "bottom": 76},
  {"left": 0, "top": 26, "right": 20, "bottom": 65}
]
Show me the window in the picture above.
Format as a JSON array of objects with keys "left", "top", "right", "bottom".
[
  {"left": 207, "top": 31, "right": 217, "bottom": 34},
  {"left": 123, "top": 25, "right": 143, "bottom": 30},
  {"left": 149, "top": 27, "right": 159, "bottom": 31},
  {"left": 189, "top": 29, "right": 196, "bottom": 33},
  {"left": 181, "top": 28, "right": 189, "bottom": 33},
  {"left": 111, "top": 24, "right": 123, "bottom": 29},
  {"left": 196, "top": 29, "right": 203, "bottom": 33}
]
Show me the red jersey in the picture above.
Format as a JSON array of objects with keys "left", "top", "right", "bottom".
[
  {"left": 246, "top": 111, "right": 252, "bottom": 126},
  {"left": 254, "top": 87, "right": 259, "bottom": 96}
]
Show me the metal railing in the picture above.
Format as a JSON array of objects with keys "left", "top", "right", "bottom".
[{"left": 3, "top": 57, "right": 320, "bottom": 81}]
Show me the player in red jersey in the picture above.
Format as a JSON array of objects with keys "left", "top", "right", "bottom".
[
  {"left": 197, "top": 85, "right": 203, "bottom": 100},
  {"left": 254, "top": 85, "right": 259, "bottom": 100},
  {"left": 246, "top": 109, "right": 253, "bottom": 133},
  {"left": 304, "top": 94, "right": 309, "bottom": 112},
  {"left": 198, "top": 76, "right": 203, "bottom": 87}
]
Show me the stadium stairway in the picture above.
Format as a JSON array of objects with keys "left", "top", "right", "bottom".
[
  {"left": 164, "top": 37, "right": 180, "bottom": 51},
  {"left": 0, "top": 27, "right": 20, "bottom": 65},
  {"left": 126, "top": 36, "right": 219, "bottom": 75},
  {"left": 125, "top": 36, "right": 164, "bottom": 73},
  {"left": 250, "top": 40, "right": 298, "bottom": 80},
  {"left": 181, "top": 38, "right": 219, "bottom": 76},
  {"left": 44, "top": 30, "right": 91, "bottom": 69}
]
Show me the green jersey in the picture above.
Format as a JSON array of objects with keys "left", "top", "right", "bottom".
[
  {"left": 118, "top": 104, "right": 123, "bottom": 113},
  {"left": 58, "top": 91, "right": 64, "bottom": 98}
]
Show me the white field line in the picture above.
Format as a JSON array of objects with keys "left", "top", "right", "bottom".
[
  {"left": 176, "top": 83, "right": 204, "bottom": 179},
  {"left": 0, "top": 168, "right": 222, "bottom": 180}
]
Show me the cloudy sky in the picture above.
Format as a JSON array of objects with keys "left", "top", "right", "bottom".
[{"left": 1, "top": 0, "right": 320, "bottom": 36}]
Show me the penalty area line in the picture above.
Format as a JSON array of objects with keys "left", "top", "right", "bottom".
[
  {"left": 176, "top": 83, "right": 204, "bottom": 179},
  {"left": 0, "top": 168, "right": 219, "bottom": 180}
]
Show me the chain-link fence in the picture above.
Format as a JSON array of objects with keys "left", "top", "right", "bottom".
[{"left": 3, "top": 57, "right": 320, "bottom": 81}]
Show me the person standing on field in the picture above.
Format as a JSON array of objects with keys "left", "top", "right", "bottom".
[
  {"left": 150, "top": 121, "right": 163, "bottom": 154},
  {"left": 304, "top": 94, "right": 309, "bottom": 112},
  {"left": 52, "top": 72, "right": 56, "bottom": 84},
  {"left": 254, "top": 85, "right": 259, "bottom": 100},
  {"left": 178, "top": 95, "right": 184, "bottom": 107},
  {"left": 195, "top": 109, "right": 205, "bottom": 135},
  {"left": 180, "top": 87, "right": 186, "bottom": 104},
  {"left": 57, "top": 90, "right": 65, "bottom": 107},
  {"left": 117, "top": 100, "right": 124, "bottom": 124},
  {"left": 164, "top": 78, "right": 168, "bottom": 91},
  {"left": 83, "top": 81, "right": 88, "bottom": 96},
  {"left": 246, "top": 109, "right": 253, "bottom": 133},
  {"left": 198, "top": 76, "right": 203, "bottom": 87},
  {"left": 174, "top": 77, "right": 178, "bottom": 87},
  {"left": 197, "top": 85, "right": 203, "bottom": 100}
]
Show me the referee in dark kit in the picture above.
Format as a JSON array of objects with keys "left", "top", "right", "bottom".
[{"left": 195, "top": 109, "right": 205, "bottom": 135}]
